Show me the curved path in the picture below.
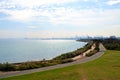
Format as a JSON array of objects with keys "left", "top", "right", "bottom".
[{"left": 0, "top": 43, "right": 106, "bottom": 79}]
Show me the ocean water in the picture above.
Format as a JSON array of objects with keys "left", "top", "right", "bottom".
[{"left": 0, "top": 39, "right": 87, "bottom": 63}]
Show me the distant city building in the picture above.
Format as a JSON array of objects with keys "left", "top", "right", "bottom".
[{"left": 110, "top": 36, "right": 116, "bottom": 39}]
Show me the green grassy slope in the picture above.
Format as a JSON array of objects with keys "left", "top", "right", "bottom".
[{"left": 1, "top": 50, "right": 120, "bottom": 80}]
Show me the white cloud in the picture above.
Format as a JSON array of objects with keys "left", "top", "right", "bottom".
[
  {"left": 0, "top": 0, "right": 120, "bottom": 38},
  {"left": 0, "top": 9, "right": 36, "bottom": 21},
  {"left": 0, "top": 0, "right": 120, "bottom": 26},
  {"left": 0, "top": 0, "right": 77, "bottom": 9},
  {"left": 1, "top": 7, "right": 120, "bottom": 27},
  {"left": 106, "top": 0, "right": 120, "bottom": 5},
  {"left": 48, "top": 8, "right": 120, "bottom": 26},
  {"left": 27, "top": 26, "right": 37, "bottom": 29},
  {"left": 0, "top": 0, "right": 78, "bottom": 21}
]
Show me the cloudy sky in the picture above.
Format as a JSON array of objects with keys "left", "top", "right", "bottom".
[{"left": 0, "top": 0, "right": 120, "bottom": 38}]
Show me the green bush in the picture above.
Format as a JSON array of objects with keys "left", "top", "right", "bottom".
[
  {"left": 16, "top": 61, "right": 49, "bottom": 70},
  {"left": 53, "top": 41, "right": 94, "bottom": 60},
  {"left": 86, "top": 52, "right": 94, "bottom": 57},
  {"left": 0, "top": 62, "right": 15, "bottom": 71},
  {"left": 86, "top": 50, "right": 98, "bottom": 57},
  {"left": 16, "top": 60, "right": 60, "bottom": 70},
  {"left": 60, "top": 59, "right": 73, "bottom": 64}
]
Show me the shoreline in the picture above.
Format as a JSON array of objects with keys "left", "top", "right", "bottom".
[
  {"left": 0, "top": 41, "right": 95, "bottom": 72},
  {"left": 0, "top": 43, "right": 106, "bottom": 78},
  {"left": 12, "top": 41, "right": 87, "bottom": 65},
  {"left": 0, "top": 39, "right": 86, "bottom": 64}
]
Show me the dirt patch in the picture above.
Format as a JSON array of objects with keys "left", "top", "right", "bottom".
[{"left": 0, "top": 71, "right": 4, "bottom": 74}]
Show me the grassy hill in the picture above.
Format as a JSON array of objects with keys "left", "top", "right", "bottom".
[{"left": 0, "top": 50, "right": 120, "bottom": 80}]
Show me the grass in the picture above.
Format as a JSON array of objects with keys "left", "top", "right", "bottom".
[{"left": 0, "top": 50, "right": 120, "bottom": 80}]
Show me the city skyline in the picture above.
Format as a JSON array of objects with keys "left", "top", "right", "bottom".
[{"left": 0, "top": 0, "right": 120, "bottom": 38}]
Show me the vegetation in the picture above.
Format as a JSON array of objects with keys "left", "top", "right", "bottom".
[
  {"left": 0, "top": 59, "right": 74, "bottom": 71},
  {"left": 101, "top": 38, "right": 120, "bottom": 50},
  {"left": 0, "top": 62, "right": 15, "bottom": 71},
  {"left": 53, "top": 41, "right": 94, "bottom": 60},
  {"left": 86, "top": 40, "right": 100, "bottom": 57},
  {"left": 86, "top": 50, "right": 98, "bottom": 57},
  {"left": 16, "top": 59, "right": 74, "bottom": 70},
  {"left": 1, "top": 50, "right": 120, "bottom": 80},
  {"left": 15, "top": 61, "right": 51, "bottom": 70},
  {"left": 79, "top": 37, "right": 120, "bottom": 51}
]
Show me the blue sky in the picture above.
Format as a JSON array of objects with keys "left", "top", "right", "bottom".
[{"left": 0, "top": 0, "right": 120, "bottom": 38}]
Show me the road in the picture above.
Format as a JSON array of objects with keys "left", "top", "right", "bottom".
[{"left": 0, "top": 43, "right": 106, "bottom": 79}]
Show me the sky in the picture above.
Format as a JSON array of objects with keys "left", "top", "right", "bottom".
[{"left": 0, "top": 0, "right": 120, "bottom": 38}]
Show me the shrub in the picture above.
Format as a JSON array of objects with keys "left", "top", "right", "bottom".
[
  {"left": 53, "top": 41, "right": 94, "bottom": 60},
  {"left": 86, "top": 50, "right": 98, "bottom": 57},
  {"left": 0, "top": 62, "right": 15, "bottom": 71},
  {"left": 16, "top": 62, "right": 45, "bottom": 70},
  {"left": 86, "top": 52, "right": 94, "bottom": 57},
  {"left": 60, "top": 59, "right": 73, "bottom": 64}
]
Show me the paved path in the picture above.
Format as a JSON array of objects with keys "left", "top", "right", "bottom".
[{"left": 0, "top": 43, "right": 106, "bottom": 79}]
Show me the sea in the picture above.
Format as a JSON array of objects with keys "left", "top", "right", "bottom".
[{"left": 0, "top": 39, "right": 87, "bottom": 63}]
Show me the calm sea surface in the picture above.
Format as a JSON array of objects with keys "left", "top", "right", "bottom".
[{"left": 0, "top": 39, "right": 87, "bottom": 63}]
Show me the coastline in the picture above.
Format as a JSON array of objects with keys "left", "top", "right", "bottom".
[
  {"left": 0, "top": 40, "right": 90, "bottom": 71},
  {"left": 0, "top": 43, "right": 106, "bottom": 78},
  {"left": 0, "top": 39, "right": 86, "bottom": 63}
]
